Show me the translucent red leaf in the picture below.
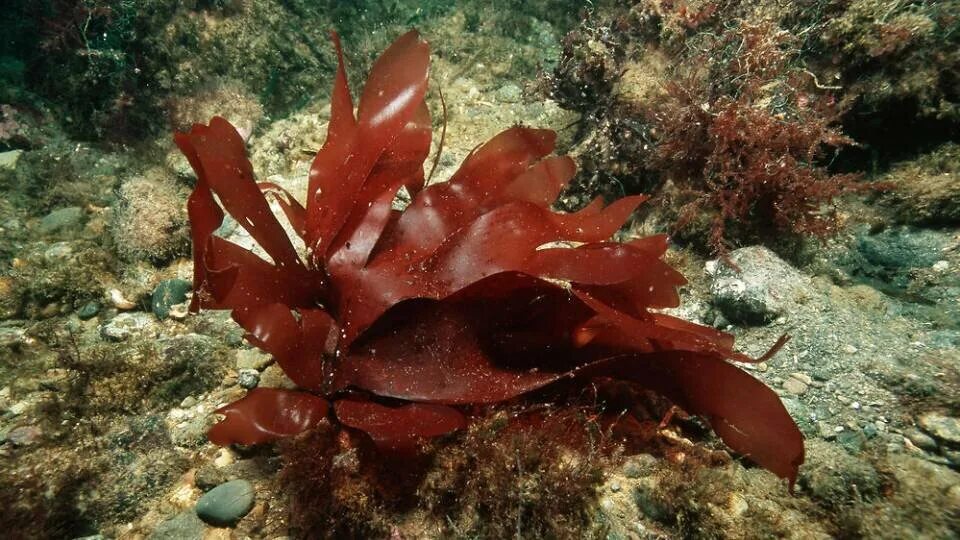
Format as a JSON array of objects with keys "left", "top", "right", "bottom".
[
  {"left": 258, "top": 182, "right": 306, "bottom": 239},
  {"left": 180, "top": 117, "right": 305, "bottom": 273},
  {"left": 197, "top": 235, "right": 319, "bottom": 310},
  {"left": 502, "top": 155, "right": 577, "bottom": 206},
  {"left": 208, "top": 388, "right": 329, "bottom": 446},
  {"left": 380, "top": 127, "right": 557, "bottom": 259},
  {"left": 232, "top": 304, "right": 335, "bottom": 391},
  {"left": 335, "top": 300, "right": 563, "bottom": 404},
  {"left": 305, "top": 30, "right": 430, "bottom": 257},
  {"left": 334, "top": 400, "right": 466, "bottom": 453},
  {"left": 578, "top": 352, "right": 804, "bottom": 487}
]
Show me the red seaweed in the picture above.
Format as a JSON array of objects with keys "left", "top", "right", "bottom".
[{"left": 177, "top": 29, "right": 804, "bottom": 487}]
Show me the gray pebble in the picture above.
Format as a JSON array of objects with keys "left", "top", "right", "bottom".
[
  {"left": 77, "top": 301, "right": 101, "bottom": 320},
  {"left": 149, "top": 510, "right": 205, "bottom": 540},
  {"left": 100, "top": 313, "right": 153, "bottom": 341},
  {"left": 38, "top": 207, "right": 84, "bottom": 235},
  {"left": 237, "top": 369, "right": 260, "bottom": 389},
  {"left": 195, "top": 479, "right": 255, "bottom": 527}
]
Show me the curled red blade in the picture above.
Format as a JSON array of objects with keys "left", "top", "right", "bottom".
[
  {"left": 208, "top": 388, "right": 329, "bottom": 446},
  {"left": 334, "top": 400, "right": 466, "bottom": 453}
]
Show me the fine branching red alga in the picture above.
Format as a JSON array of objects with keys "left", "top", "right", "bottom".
[{"left": 175, "top": 30, "right": 804, "bottom": 487}]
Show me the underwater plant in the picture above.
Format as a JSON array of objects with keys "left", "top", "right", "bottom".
[{"left": 175, "top": 30, "right": 804, "bottom": 487}]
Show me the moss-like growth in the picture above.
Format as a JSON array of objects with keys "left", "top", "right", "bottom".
[
  {"left": 9, "top": 241, "right": 112, "bottom": 318},
  {"left": 110, "top": 168, "right": 191, "bottom": 264},
  {"left": 278, "top": 407, "right": 615, "bottom": 539},
  {"left": 879, "top": 142, "right": 960, "bottom": 225}
]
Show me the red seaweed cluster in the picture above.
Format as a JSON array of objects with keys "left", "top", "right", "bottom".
[{"left": 175, "top": 30, "right": 804, "bottom": 486}]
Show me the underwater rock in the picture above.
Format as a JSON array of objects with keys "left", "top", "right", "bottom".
[
  {"left": 195, "top": 479, "right": 255, "bottom": 527},
  {"left": 107, "top": 288, "right": 137, "bottom": 311},
  {"left": 0, "top": 149, "right": 22, "bottom": 171},
  {"left": 799, "top": 440, "right": 881, "bottom": 505},
  {"left": 100, "top": 313, "right": 154, "bottom": 341},
  {"left": 856, "top": 227, "right": 945, "bottom": 273},
  {"left": 166, "top": 405, "right": 213, "bottom": 448},
  {"left": 5, "top": 424, "right": 41, "bottom": 446},
  {"left": 37, "top": 206, "right": 84, "bottom": 235},
  {"left": 77, "top": 301, "right": 101, "bottom": 320},
  {"left": 235, "top": 349, "right": 271, "bottom": 371},
  {"left": 707, "top": 246, "right": 811, "bottom": 325},
  {"left": 782, "top": 375, "right": 810, "bottom": 396},
  {"left": 237, "top": 369, "right": 259, "bottom": 390},
  {"left": 151, "top": 279, "right": 192, "bottom": 320},
  {"left": 149, "top": 510, "right": 205, "bottom": 540},
  {"left": 904, "top": 428, "right": 939, "bottom": 452},
  {"left": 111, "top": 169, "right": 190, "bottom": 264},
  {"left": 881, "top": 142, "right": 960, "bottom": 225},
  {"left": 496, "top": 83, "right": 522, "bottom": 103},
  {"left": 0, "top": 276, "right": 20, "bottom": 320},
  {"left": 919, "top": 412, "right": 960, "bottom": 445}
]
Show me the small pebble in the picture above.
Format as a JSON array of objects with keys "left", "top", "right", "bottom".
[
  {"left": 237, "top": 369, "right": 260, "bottom": 389},
  {"left": 77, "top": 301, "right": 101, "bottom": 320},
  {"left": 783, "top": 377, "right": 808, "bottom": 395},
  {"left": 108, "top": 289, "right": 137, "bottom": 310},
  {"left": 195, "top": 479, "right": 255, "bottom": 527}
]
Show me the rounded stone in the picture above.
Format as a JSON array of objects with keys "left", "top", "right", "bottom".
[
  {"left": 195, "top": 479, "right": 255, "bottom": 527},
  {"left": 77, "top": 301, "right": 101, "bottom": 320},
  {"left": 100, "top": 313, "right": 154, "bottom": 341},
  {"left": 237, "top": 369, "right": 260, "bottom": 389},
  {"left": 152, "top": 279, "right": 192, "bottom": 320},
  {"left": 38, "top": 206, "right": 85, "bottom": 235},
  {"left": 149, "top": 510, "right": 205, "bottom": 540},
  {"left": 919, "top": 412, "right": 960, "bottom": 444}
]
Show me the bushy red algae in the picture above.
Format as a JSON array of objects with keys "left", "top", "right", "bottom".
[{"left": 176, "top": 29, "right": 803, "bottom": 491}]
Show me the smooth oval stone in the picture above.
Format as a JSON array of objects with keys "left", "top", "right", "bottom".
[
  {"left": 77, "top": 301, "right": 101, "bottom": 320},
  {"left": 195, "top": 479, "right": 255, "bottom": 527}
]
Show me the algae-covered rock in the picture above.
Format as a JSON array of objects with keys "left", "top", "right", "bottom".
[
  {"left": 881, "top": 142, "right": 960, "bottom": 225},
  {"left": 799, "top": 440, "right": 881, "bottom": 505},
  {"left": 111, "top": 168, "right": 190, "bottom": 264},
  {"left": 9, "top": 241, "right": 111, "bottom": 316}
]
